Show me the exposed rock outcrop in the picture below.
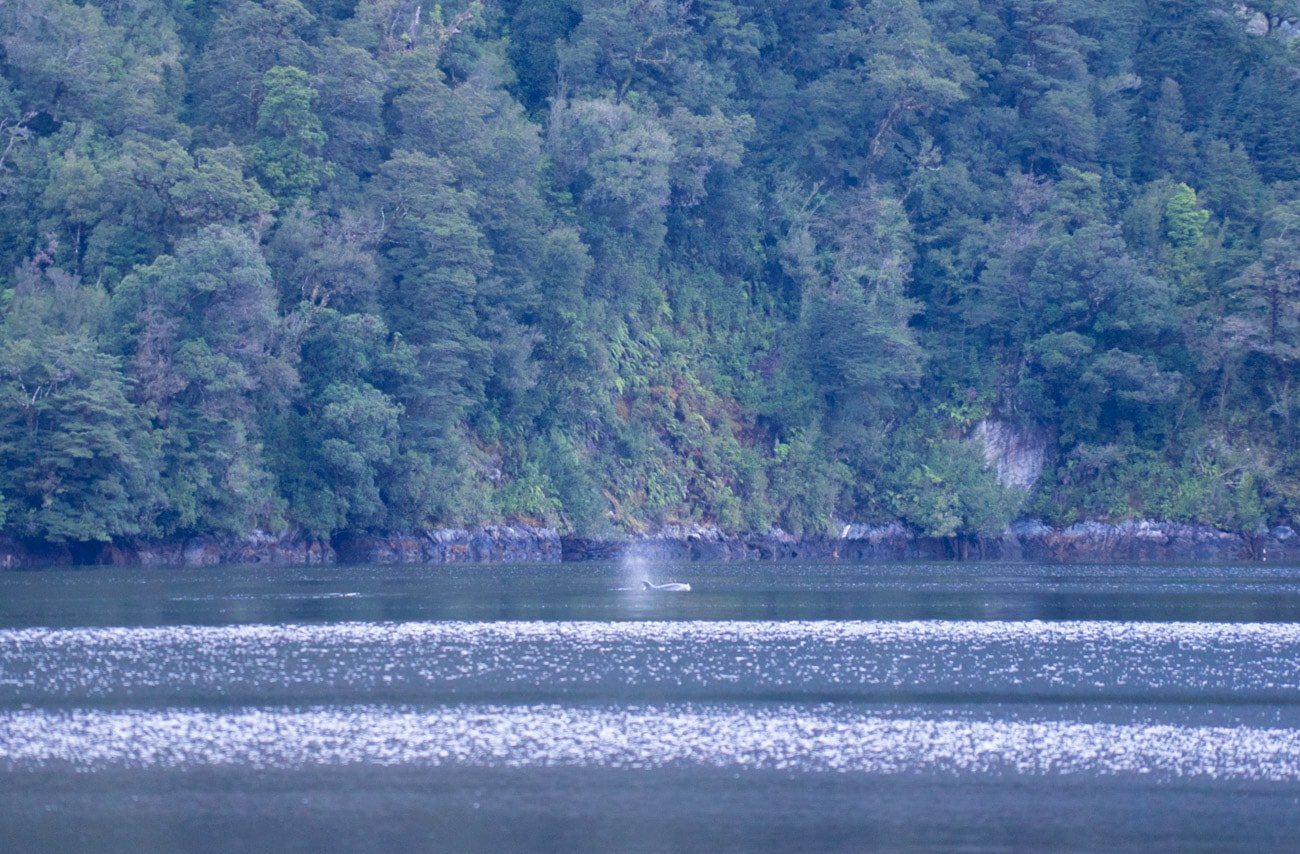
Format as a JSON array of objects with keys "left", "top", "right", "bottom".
[
  {"left": 0, "top": 537, "right": 78, "bottom": 569},
  {"left": 333, "top": 526, "right": 561, "bottom": 564},
  {"left": 1010, "top": 519, "right": 1248, "bottom": 562},
  {"left": 1260, "top": 526, "right": 1300, "bottom": 561},
  {"left": 838, "top": 523, "right": 947, "bottom": 560},
  {"left": 561, "top": 518, "right": 1300, "bottom": 564},
  {"left": 5, "top": 520, "right": 1300, "bottom": 568},
  {"left": 562, "top": 523, "right": 948, "bottom": 562},
  {"left": 0, "top": 530, "right": 333, "bottom": 569},
  {"left": 120, "top": 530, "right": 334, "bottom": 566},
  {"left": 562, "top": 526, "right": 832, "bottom": 562},
  {"left": 972, "top": 419, "right": 1050, "bottom": 491}
]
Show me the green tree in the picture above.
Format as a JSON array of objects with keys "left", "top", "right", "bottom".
[
  {"left": 1164, "top": 183, "right": 1209, "bottom": 249},
  {"left": 549, "top": 96, "right": 676, "bottom": 250},
  {"left": 0, "top": 0, "right": 182, "bottom": 135},
  {"left": 313, "top": 37, "right": 388, "bottom": 175},
  {"left": 507, "top": 0, "right": 581, "bottom": 110},
  {"left": 899, "top": 440, "right": 1019, "bottom": 539},
  {"left": 2, "top": 0, "right": 1300, "bottom": 544},
  {"left": 0, "top": 266, "right": 159, "bottom": 541},
  {"left": 1144, "top": 79, "right": 1197, "bottom": 179},
  {"left": 191, "top": 0, "right": 316, "bottom": 137},
  {"left": 1217, "top": 202, "right": 1300, "bottom": 449},
  {"left": 270, "top": 311, "right": 406, "bottom": 534},
  {"left": 113, "top": 226, "right": 293, "bottom": 535},
  {"left": 252, "top": 66, "right": 332, "bottom": 201}
]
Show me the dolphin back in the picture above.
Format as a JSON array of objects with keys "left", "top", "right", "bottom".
[{"left": 642, "top": 580, "right": 691, "bottom": 591}]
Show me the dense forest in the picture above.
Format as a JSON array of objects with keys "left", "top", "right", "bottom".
[{"left": 1, "top": 0, "right": 1298, "bottom": 546}]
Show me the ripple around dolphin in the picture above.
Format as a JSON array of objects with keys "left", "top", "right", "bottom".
[
  {"left": 2, "top": 620, "right": 1299, "bottom": 705},
  {"left": 2, "top": 703, "right": 1299, "bottom": 781}
]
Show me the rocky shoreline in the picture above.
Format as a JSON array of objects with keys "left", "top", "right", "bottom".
[
  {"left": 3, "top": 518, "right": 1300, "bottom": 569},
  {"left": 563, "top": 520, "right": 1300, "bottom": 563},
  {"left": 332, "top": 527, "right": 563, "bottom": 565}
]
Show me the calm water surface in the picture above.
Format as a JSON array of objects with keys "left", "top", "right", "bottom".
[{"left": 2, "top": 560, "right": 1299, "bottom": 851}]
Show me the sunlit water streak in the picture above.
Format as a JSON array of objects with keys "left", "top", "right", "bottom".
[
  {"left": 3, "top": 703, "right": 1299, "bottom": 781},
  {"left": 3, "top": 620, "right": 1299, "bottom": 703}
]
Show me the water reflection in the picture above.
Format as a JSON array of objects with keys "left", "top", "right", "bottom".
[{"left": 4, "top": 561, "right": 1300, "bottom": 627}]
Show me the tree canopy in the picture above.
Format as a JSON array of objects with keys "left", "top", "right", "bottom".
[{"left": 1, "top": 0, "right": 1298, "bottom": 542}]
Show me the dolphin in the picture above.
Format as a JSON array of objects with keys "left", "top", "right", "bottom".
[{"left": 642, "top": 580, "right": 691, "bottom": 592}]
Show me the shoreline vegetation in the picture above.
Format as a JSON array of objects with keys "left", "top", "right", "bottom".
[
  {"left": 3, "top": 3, "right": 1300, "bottom": 557},
  {"left": 4, "top": 518, "right": 1299, "bottom": 568}
]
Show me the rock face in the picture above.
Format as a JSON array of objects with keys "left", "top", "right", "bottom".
[
  {"left": 973, "top": 419, "right": 1049, "bottom": 491},
  {"left": 0, "top": 537, "right": 81, "bottom": 569},
  {"left": 120, "top": 530, "right": 334, "bottom": 567},
  {"left": 0, "top": 530, "right": 333, "bottom": 569},
  {"left": 972, "top": 518, "right": 1300, "bottom": 562},
  {"left": 1262, "top": 526, "right": 1300, "bottom": 561},
  {"left": 562, "top": 523, "right": 949, "bottom": 562},
  {"left": 1009, "top": 519, "right": 1249, "bottom": 562},
  {"left": 0, "top": 526, "right": 560, "bottom": 569},
  {"left": 4, "top": 520, "right": 1300, "bottom": 568},
  {"left": 562, "top": 519, "right": 1300, "bottom": 564},
  {"left": 333, "top": 526, "right": 561, "bottom": 564},
  {"left": 562, "top": 526, "right": 829, "bottom": 562},
  {"left": 838, "top": 523, "right": 948, "bottom": 560}
]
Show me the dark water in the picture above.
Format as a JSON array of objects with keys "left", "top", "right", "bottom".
[{"left": 3, "top": 561, "right": 1300, "bottom": 852}]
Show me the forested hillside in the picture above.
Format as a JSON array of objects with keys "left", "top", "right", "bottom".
[{"left": 1, "top": 0, "right": 1298, "bottom": 545}]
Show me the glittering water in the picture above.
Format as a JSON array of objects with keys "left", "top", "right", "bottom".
[
  {"left": 6, "top": 704, "right": 1300, "bottom": 781},
  {"left": 3, "top": 562, "right": 1300, "bottom": 852},
  {"left": 5, "top": 619, "right": 1300, "bottom": 705}
]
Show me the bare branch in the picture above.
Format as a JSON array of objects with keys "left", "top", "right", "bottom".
[{"left": 0, "top": 111, "right": 37, "bottom": 173}]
